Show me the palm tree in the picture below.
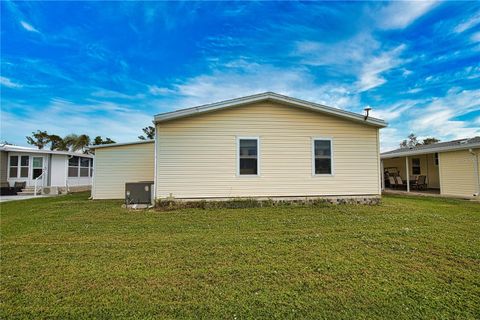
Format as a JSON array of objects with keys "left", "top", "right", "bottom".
[{"left": 64, "top": 134, "right": 91, "bottom": 153}]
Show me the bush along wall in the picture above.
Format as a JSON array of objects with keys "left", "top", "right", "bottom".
[{"left": 155, "top": 196, "right": 380, "bottom": 211}]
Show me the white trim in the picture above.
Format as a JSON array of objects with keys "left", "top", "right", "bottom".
[
  {"left": 236, "top": 136, "right": 260, "bottom": 177},
  {"left": 405, "top": 156, "right": 410, "bottom": 192},
  {"left": 311, "top": 137, "right": 334, "bottom": 177},
  {"left": 381, "top": 142, "right": 480, "bottom": 159},
  {"left": 0, "top": 145, "right": 93, "bottom": 158},
  {"left": 153, "top": 124, "right": 158, "bottom": 201},
  {"left": 7, "top": 153, "right": 30, "bottom": 179},
  {"left": 91, "top": 155, "right": 97, "bottom": 198},
  {"left": 154, "top": 92, "right": 387, "bottom": 128},
  {"left": 89, "top": 140, "right": 154, "bottom": 150}
]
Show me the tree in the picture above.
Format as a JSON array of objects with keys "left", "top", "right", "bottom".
[
  {"left": 48, "top": 134, "right": 68, "bottom": 151},
  {"left": 26, "top": 130, "right": 50, "bottom": 149},
  {"left": 64, "top": 134, "right": 91, "bottom": 153},
  {"left": 400, "top": 133, "right": 440, "bottom": 148},
  {"left": 422, "top": 137, "right": 440, "bottom": 145},
  {"left": 93, "top": 136, "right": 116, "bottom": 145},
  {"left": 138, "top": 126, "right": 155, "bottom": 140}
]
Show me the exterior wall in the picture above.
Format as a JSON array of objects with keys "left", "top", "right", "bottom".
[
  {"left": 50, "top": 154, "right": 67, "bottom": 187},
  {"left": 92, "top": 142, "right": 155, "bottom": 199},
  {"left": 383, "top": 153, "right": 440, "bottom": 188},
  {"left": 0, "top": 151, "right": 7, "bottom": 183},
  {"left": 155, "top": 102, "right": 381, "bottom": 199},
  {"left": 439, "top": 148, "right": 480, "bottom": 197}
]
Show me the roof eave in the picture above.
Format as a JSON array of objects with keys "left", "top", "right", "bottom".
[
  {"left": 381, "top": 142, "right": 480, "bottom": 159},
  {"left": 153, "top": 93, "right": 387, "bottom": 128},
  {"left": 89, "top": 140, "right": 154, "bottom": 150}
]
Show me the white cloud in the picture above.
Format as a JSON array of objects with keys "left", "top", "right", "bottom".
[
  {"left": 356, "top": 44, "right": 406, "bottom": 92},
  {"left": 409, "top": 89, "right": 480, "bottom": 139},
  {"left": 454, "top": 13, "right": 480, "bottom": 33},
  {"left": 162, "top": 60, "right": 360, "bottom": 111},
  {"left": 376, "top": 1, "right": 438, "bottom": 29},
  {"left": 20, "top": 21, "right": 40, "bottom": 33},
  {"left": 0, "top": 98, "right": 153, "bottom": 146},
  {"left": 148, "top": 85, "right": 175, "bottom": 96},
  {"left": 0, "top": 76, "right": 23, "bottom": 88},
  {"left": 471, "top": 32, "right": 480, "bottom": 43}
]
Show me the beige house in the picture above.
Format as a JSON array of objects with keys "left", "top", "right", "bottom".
[
  {"left": 381, "top": 137, "right": 480, "bottom": 198},
  {"left": 90, "top": 140, "right": 154, "bottom": 199},
  {"left": 91, "top": 92, "right": 386, "bottom": 201}
]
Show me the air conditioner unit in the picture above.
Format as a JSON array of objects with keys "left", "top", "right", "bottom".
[{"left": 125, "top": 181, "right": 154, "bottom": 205}]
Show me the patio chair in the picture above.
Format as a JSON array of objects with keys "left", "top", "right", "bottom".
[
  {"left": 395, "top": 176, "right": 406, "bottom": 189},
  {"left": 388, "top": 176, "right": 397, "bottom": 189},
  {"left": 0, "top": 182, "right": 15, "bottom": 196},
  {"left": 412, "top": 175, "right": 427, "bottom": 191},
  {"left": 13, "top": 181, "right": 26, "bottom": 194}
]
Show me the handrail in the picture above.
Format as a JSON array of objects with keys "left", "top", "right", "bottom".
[{"left": 33, "top": 170, "right": 45, "bottom": 197}]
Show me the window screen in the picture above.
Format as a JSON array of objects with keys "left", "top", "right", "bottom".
[
  {"left": 239, "top": 139, "right": 258, "bottom": 175},
  {"left": 314, "top": 140, "right": 332, "bottom": 175},
  {"left": 412, "top": 158, "right": 421, "bottom": 175}
]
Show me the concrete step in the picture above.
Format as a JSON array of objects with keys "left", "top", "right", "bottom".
[{"left": 17, "top": 191, "right": 36, "bottom": 195}]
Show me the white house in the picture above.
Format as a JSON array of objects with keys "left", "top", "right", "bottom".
[{"left": 0, "top": 144, "right": 93, "bottom": 195}]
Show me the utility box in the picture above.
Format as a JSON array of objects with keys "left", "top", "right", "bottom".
[{"left": 125, "top": 181, "right": 154, "bottom": 205}]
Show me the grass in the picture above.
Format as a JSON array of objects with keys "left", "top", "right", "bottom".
[{"left": 1, "top": 193, "right": 479, "bottom": 319}]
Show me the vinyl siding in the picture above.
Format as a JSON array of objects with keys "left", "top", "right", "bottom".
[
  {"left": 156, "top": 102, "right": 381, "bottom": 199},
  {"left": 439, "top": 149, "right": 480, "bottom": 197},
  {"left": 0, "top": 151, "right": 7, "bottom": 183},
  {"left": 92, "top": 142, "right": 154, "bottom": 199}
]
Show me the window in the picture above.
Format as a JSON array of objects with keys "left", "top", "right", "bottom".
[
  {"left": 32, "top": 157, "right": 43, "bottom": 179},
  {"left": 313, "top": 139, "right": 333, "bottom": 175},
  {"left": 238, "top": 138, "right": 259, "bottom": 175},
  {"left": 68, "top": 156, "right": 79, "bottom": 177},
  {"left": 9, "top": 155, "right": 29, "bottom": 178},
  {"left": 412, "top": 158, "right": 421, "bottom": 175},
  {"left": 20, "top": 156, "right": 29, "bottom": 177},
  {"left": 68, "top": 156, "right": 93, "bottom": 178},
  {"left": 80, "top": 157, "right": 89, "bottom": 177},
  {"left": 434, "top": 153, "right": 439, "bottom": 166},
  {"left": 9, "top": 156, "right": 18, "bottom": 178}
]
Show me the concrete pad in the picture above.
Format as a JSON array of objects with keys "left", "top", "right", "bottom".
[{"left": 0, "top": 195, "right": 57, "bottom": 203}]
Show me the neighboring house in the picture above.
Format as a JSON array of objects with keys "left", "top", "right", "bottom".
[
  {"left": 381, "top": 137, "right": 480, "bottom": 198},
  {"left": 0, "top": 144, "right": 93, "bottom": 194},
  {"left": 92, "top": 92, "right": 387, "bottom": 202}
]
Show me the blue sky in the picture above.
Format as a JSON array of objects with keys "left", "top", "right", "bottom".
[{"left": 1, "top": 1, "right": 479, "bottom": 151}]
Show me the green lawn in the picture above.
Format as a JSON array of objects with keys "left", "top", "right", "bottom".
[{"left": 1, "top": 193, "right": 479, "bottom": 319}]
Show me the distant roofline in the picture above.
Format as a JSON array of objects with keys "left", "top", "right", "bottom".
[
  {"left": 381, "top": 138, "right": 480, "bottom": 159},
  {"left": 154, "top": 92, "right": 387, "bottom": 128},
  {"left": 0, "top": 144, "right": 93, "bottom": 158},
  {"left": 88, "top": 140, "right": 154, "bottom": 150}
]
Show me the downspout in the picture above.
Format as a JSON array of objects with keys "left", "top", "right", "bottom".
[{"left": 469, "top": 148, "right": 480, "bottom": 197}]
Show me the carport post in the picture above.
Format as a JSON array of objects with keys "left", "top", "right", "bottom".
[{"left": 405, "top": 156, "right": 410, "bottom": 192}]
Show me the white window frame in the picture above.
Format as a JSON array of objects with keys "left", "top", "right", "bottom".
[
  {"left": 68, "top": 156, "right": 93, "bottom": 178},
  {"left": 8, "top": 154, "right": 30, "bottom": 179},
  {"left": 236, "top": 136, "right": 260, "bottom": 177},
  {"left": 311, "top": 137, "right": 334, "bottom": 176}
]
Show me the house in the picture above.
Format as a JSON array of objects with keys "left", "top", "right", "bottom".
[
  {"left": 0, "top": 144, "right": 93, "bottom": 195},
  {"left": 381, "top": 137, "right": 480, "bottom": 198},
  {"left": 91, "top": 92, "right": 387, "bottom": 203},
  {"left": 90, "top": 140, "right": 154, "bottom": 199}
]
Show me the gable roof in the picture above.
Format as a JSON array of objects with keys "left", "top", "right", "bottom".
[
  {"left": 154, "top": 92, "right": 387, "bottom": 128},
  {"left": 381, "top": 137, "right": 480, "bottom": 159},
  {"left": 0, "top": 144, "right": 93, "bottom": 158}
]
